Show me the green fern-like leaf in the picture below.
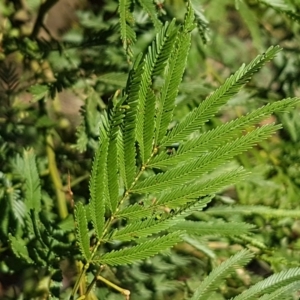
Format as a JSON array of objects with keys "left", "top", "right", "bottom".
[
  {"left": 239, "top": 0, "right": 263, "bottom": 50},
  {"left": 109, "top": 217, "right": 177, "bottom": 242},
  {"left": 140, "top": 87, "right": 156, "bottom": 162},
  {"left": 135, "top": 19, "right": 178, "bottom": 162},
  {"left": 89, "top": 134, "right": 108, "bottom": 239},
  {"left": 170, "top": 195, "right": 213, "bottom": 219},
  {"left": 170, "top": 221, "right": 255, "bottom": 236},
  {"left": 97, "top": 72, "right": 128, "bottom": 87},
  {"left": 232, "top": 267, "right": 300, "bottom": 300},
  {"left": 75, "top": 203, "right": 91, "bottom": 260},
  {"left": 155, "top": 10, "right": 194, "bottom": 145},
  {"left": 137, "top": 0, "right": 162, "bottom": 30},
  {"left": 190, "top": 0, "right": 210, "bottom": 44},
  {"left": 151, "top": 98, "right": 300, "bottom": 168},
  {"left": 93, "top": 231, "right": 182, "bottom": 266},
  {"left": 119, "top": 0, "right": 136, "bottom": 58},
  {"left": 160, "top": 45, "right": 281, "bottom": 146},
  {"left": 191, "top": 249, "right": 254, "bottom": 300},
  {"left": 205, "top": 205, "right": 300, "bottom": 218},
  {"left": 135, "top": 124, "right": 281, "bottom": 193},
  {"left": 122, "top": 56, "right": 144, "bottom": 187},
  {"left": 115, "top": 193, "right": 212, "bottom": 221},
  {"left": 156, "top": 167, "right": 248, "bottom": 207},
  {"left": 114, "top": 202, "right": 147, "bottom": 220},
  {"left": 259, "top": 0, "right": 300, "bottom": 24},
  {"left": 106, "top": 102, "right": 126, "bottom": 213},
  {"left": 258, "top": 281, "right": 300, "bottom": 300}
]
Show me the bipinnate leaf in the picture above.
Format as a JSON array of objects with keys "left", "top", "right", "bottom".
[
  {"left": 191, "top": 249, "right": 254, "bottom": 300},
  {"left": 9, "top": 233, "right": 34, "bottom": 264},
  {"left": 232, "top": 267, "right": 300, "bottom": 300},
  {"left": 161, "top": 45, "right": 282, "bottom": 146},
  {"left": 93, "top": 232, "right": 182, "bottom": 266},
  {"left": 170, "top": 221, "right": 255, "bottom": 236},
  {"left": 75, "top": 203, "right": 91, "bottom": 260}
]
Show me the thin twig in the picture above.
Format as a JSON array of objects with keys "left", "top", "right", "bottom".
[
  {"left": 46, "top": 133, "right": 68, "bottom": 219},
  {"left": 97, "top": 275, "right": 130, "bottom": 300},
  {"left": 31, "top": 0, "right": 59, "bottom": 38}
]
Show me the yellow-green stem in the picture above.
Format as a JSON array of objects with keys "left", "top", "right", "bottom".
[
  {"left": 46, "top": 133, "right": 68, "bottom": 219},
  {"left": 97, "top": 275, "right": 130, "bottom": 298}
]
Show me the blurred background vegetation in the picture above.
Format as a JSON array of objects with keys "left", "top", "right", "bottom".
[{"left": 1, "top": 0, "right": 300, "bottom": 299}]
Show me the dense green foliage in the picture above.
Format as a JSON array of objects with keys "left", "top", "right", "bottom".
[{"left": 1, "top": 0, "right": 300, "bottom": 299}]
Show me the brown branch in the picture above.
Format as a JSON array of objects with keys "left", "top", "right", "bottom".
[{"left": 31, "top": 0, "right": 59, "bottom": 38}]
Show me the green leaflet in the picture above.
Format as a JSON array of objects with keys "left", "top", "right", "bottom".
[
  {"left": 155, "top": 6, "right": 194, "bottom": 145},
  {"left": 170, "top": 220, "right": 255, "bottom": 236},
  {"left": 133, "top": 124, "right": 281, "bottom": 194},
  {"left": 117, "top": 128, "right": 127, "bottom": 189},
  {"left": 239, "top": 1, "right": 263, "bottom": 51},
  {"left": 205, "top": 205, "right": 300, "bottom": 218},
  {"left": 259, "top": 0, "right": 300, "bottom": 24},
  {"left": 137, "top": 0, "right": 162, "bottom": 31},
  {"left": 118, "top": 0, "right": 136, "bottom": 57},
  {"left": 9, "top": 233, "right": 34, "bottom": 264},
  {"left": 166, "top": 195, "right": 213, "bottom": 220},
  {"left": 135, "top": 19, "right": 178, "bottom": 163},
  {"left": 74, "top": 203, "right": 91, "bottom": 260},
  {"left": 109, "top": 217, "right": 177, "bottom": 242},
  {"left": 232, "top": 267, "right": 300, "bottom": 300},
  {"left": 160, "top": 45, "right": 281, "bottom": 146},
  {"left": 258, "top": 281, "right": 300, "bottom": 300},
  {"left": 150, "top": 98, "right": 300, "bottom": 168},
  {"left": 15, "top": 149, "right": 41, "bottom": 213},
  {"left": 141, "top": 87, "right": 156, "bottom": 161},
  {"left": 93, "top": 231, "right": 182, "bottom": 266},
  {"left": 191, "top": 249, "right": 254, "bottom": 300},
  {"left": 89, "top": 136, "right": 108, "bottom": 239},
  {"left": 115, "top": 192, "right": 212, "bottom": 221},
  {"left": 122, "top": 56, "right": 144, "bottom": 187},
  {"left": 106, "top": 104, "right": 124, "bottom": 213},
  {"left": 114, "top": 202, "right": 150, "bottom": 220},
  {"left": 156, "top": 167, "right": 248, "bottom": 206},
  {"left": 28, "top": 84, "right": 49, "bottom": 102},
  {"left": 190, "top": 0, "right": 210, "bottom": 44},
  {"left": 97, "top": 72, "right": 128, "bottom": 88}
]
